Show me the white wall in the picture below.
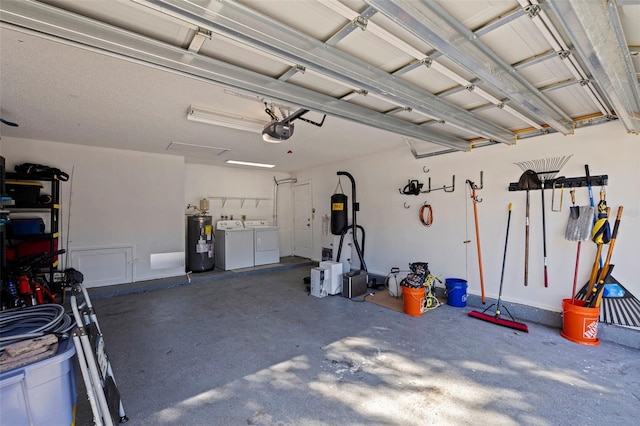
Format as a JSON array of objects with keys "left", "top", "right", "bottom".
[
  {"left": 183, "top": 164, "right": 295, "bottom": 255},
  {"left": 3, "top": 121, "right": 637, "bottom": 312},
  {"left": 2, "top": 137, "right": 185, "bottom": 284},
  {"left": 295, "top": 121, "right": 640, "bottom": 312}
]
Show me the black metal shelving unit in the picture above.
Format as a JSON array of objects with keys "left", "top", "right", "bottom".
[{"left": 5, "top": 171, "right": 61, "bottom": 287}]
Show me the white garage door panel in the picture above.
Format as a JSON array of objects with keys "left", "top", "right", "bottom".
[{"left": 70, "top": 246, "right": 134, "bottom": 287}]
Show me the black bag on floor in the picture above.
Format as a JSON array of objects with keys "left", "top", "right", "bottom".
[{"left": 400, "top": 262, "right": 429, "bottom": 288}]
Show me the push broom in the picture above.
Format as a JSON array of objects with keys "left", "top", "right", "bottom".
[{"left": 468, "top": 203, "right": 529, "bottom": 332}]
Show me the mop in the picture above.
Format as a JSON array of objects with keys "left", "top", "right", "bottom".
[{"left": 468, "top": 203, "right": 529, "bottom": 332}]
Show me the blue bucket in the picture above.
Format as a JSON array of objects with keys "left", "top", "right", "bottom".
[{"left": 445, "top": 278, "right": 467, "bottom": 307}]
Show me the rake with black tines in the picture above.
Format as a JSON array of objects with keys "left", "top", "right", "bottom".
[
  {"left": 515, "top": 155, "right": 573, "bottom": 288},
  {"left": 468, "top": 203, "right": 529, "bottom": 332}
]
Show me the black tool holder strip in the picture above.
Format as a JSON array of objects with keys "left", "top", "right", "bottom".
[{"left": 508, "top": 174, "right": 608, "bottom": 191}]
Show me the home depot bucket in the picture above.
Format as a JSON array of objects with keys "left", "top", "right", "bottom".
[
  {"left": 560, "top": 298, "right": 600, "bottom": 346},
  {"left": 402, "top": 286, "right": 425, "bottom": 316},
  {"left": 445, "top": 278, "right": 467, "bottom": 307}
]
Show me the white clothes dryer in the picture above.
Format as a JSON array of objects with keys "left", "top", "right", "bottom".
[
  {"left": 243, "top": 220, "right": 280, "bottom": 266},
  {"left": 214, "top": 220, "right": 254, "bottom": 270}
]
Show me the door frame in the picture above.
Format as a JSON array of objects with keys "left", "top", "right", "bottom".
[{"left": 292, "top": 180, "right": 313, "bottom": 259}]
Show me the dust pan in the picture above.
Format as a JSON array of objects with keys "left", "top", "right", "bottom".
[{"left": 565, "top": 206, "right": 594, "bottom": 241}]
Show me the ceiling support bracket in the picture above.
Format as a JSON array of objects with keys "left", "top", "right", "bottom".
[
  {"left": 278, "top": 65, "right": 305, "bottom": 81},
  {"left": 352, "top": 15, "right": 368, "bottom": 31},
  {"left": 187, "top": 27, "right": 211, "bottom": 53},
  {"left": 524, "top": 4, "right": 541, "bottom": 19}
]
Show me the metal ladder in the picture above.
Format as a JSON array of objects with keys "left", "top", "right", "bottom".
[{"left": 69, "top": 282, "right": 128, "bottom": 425}]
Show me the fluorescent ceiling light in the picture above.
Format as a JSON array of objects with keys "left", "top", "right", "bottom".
[
  {"left": 187, "top": 105, "right": 266, "bottom": 133},
  {"left": 225, "top": 160, "right": 275, "bottom": 168}
]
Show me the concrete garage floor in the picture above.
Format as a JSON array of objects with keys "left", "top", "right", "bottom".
[{"left": 77, "top": 263, "right": 640, "bottom": 426}]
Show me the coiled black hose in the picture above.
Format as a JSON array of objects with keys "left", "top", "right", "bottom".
[{"left": 0, "top": 304, "right": 75, "bottom": 354}]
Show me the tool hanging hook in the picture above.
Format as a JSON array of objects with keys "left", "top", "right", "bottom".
[
  {"left": 404, "top": 202, "right": 411, "bottom": 209},
  {"left": 466, "top": 171, "right": 484, "bottom": 203},
  {"left": 423, "top": 166, "right": 430, "bottom": 173}
]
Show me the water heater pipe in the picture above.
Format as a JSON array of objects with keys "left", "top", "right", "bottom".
[{"left": 273, "top": 176, "right": 297, "bottom": 226}]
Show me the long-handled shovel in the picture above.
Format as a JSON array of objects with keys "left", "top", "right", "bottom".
[
  {"left": 515, "top": 156, "right": 571, "bottom": 288},
  {"left": 517, "top": 170, "right": 541, "bottom": 286}
]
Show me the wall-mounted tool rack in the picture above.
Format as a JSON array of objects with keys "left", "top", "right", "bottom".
[
  {"left": 508, "top": 174, "right": 608, "bottom": 191},
  {"left": 398, "top": 175, "right": 456, "bottom": 195},
  {"left": 424, "top": 175, "right": 455, "bottom": 193}
]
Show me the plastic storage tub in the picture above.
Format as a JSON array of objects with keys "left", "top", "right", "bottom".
[{"left": 0, "top": 337, "right": 77, "bottom": 426}]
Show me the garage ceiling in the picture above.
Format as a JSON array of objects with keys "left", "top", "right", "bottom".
[{"left": 1, "top": 0, "right": 638, "bottom": 172}]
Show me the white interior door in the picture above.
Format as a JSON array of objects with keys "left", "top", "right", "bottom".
[{"left": 293, "top": 182, "right": 312, "bottom": 259}]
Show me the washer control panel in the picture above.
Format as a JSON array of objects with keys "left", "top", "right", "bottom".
[{"left": 216, "top": 220, "right": 245, "bottom": 230}]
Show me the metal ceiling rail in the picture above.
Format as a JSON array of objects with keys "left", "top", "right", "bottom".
[
  {"left": 546, "top": 0, "right": 640, "bottom": 134},
  {"left": 132, "top": 0, "right": 515, "bottom": 145},
  {"left": 321, "top": 0, "right": 543, "bottom": 131},
  {"left": 512, "top": 49, "right": 558, "bottom": 70},
  {"left": 517, "top": 0, "right": 610, "bottom": 117},
  {"left": 0, "top": 0, "right": 471, "bottom": 150},
  {"left": 367, "top": 0, "right": 576, "bottom": 136},
  {"left": 472, "top": 7, "right": 528, "bottom": 37}
]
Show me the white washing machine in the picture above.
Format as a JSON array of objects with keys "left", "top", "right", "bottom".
[
  {"left": 214, "top": 220, "right": 255, "bottom": 270},
  {"left": 243, "top": 220, "right": 280, "bottom": 266}
]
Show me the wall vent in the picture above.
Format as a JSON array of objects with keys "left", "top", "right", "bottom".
[{"left": 150, "top": 252, "right": 185, "bottom": 270}]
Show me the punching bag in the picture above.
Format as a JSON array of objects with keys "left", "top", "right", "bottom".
[{"left": 331, "top": 193, "right": 348, "bottom": 235}]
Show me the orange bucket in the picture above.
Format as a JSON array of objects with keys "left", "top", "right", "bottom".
[
  {"left": 560, "top": 298, "right": 600, "bottom": 346},
  {"left": 402, "top": 286, "right": 425, "bottom": 316}
]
